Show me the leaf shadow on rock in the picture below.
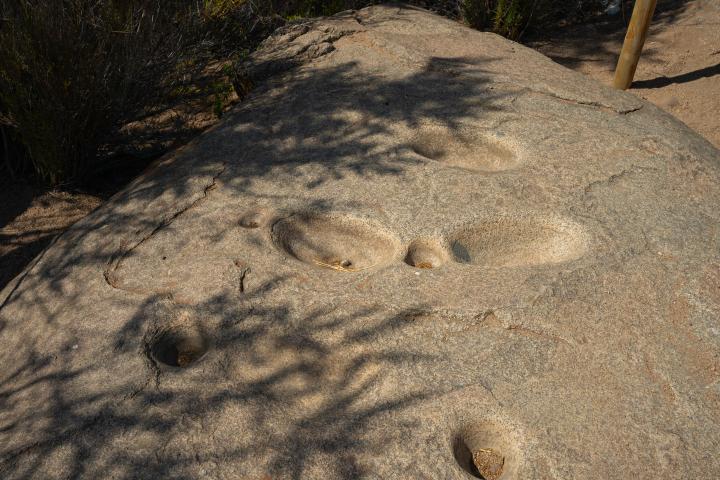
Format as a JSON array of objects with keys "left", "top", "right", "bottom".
[
  {"left": 0, "top": 49, "right": 512, "bottom": 478},
  {"left": 1, "top": 274, "right": 438, "bottom": 478}
]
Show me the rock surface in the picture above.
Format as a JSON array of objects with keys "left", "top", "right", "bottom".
[{"left": 1, "top": 4, "right": 719, "bottom": 479}]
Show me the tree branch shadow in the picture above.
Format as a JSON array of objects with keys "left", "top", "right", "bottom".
[{"left": 0, "top": 43, "right": 512, "bottom": 478}]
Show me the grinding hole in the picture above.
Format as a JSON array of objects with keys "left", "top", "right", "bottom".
[
  {"left": 454, "top": 435, "right": 483, "bottom": 478},
  {"left": 239, "top": 210, "right": 269, "bottom": 229},
  {"left": 272, "top": 214, "right": 399, "bottom": 272},
  {"left": 404, "top": 238, "right": 448, "bottom": 269},
  {"left": 408, "top": 125, "right": 519, "bottom": 172},
  {"left": 452, "top": 421, "right": 520, "bottom": 479},
  {"left": 450, "top": 216, "right": 589, "bottom": 268},
  {"left": 150, "top": 325, "right": 209, "bottom": 368}
]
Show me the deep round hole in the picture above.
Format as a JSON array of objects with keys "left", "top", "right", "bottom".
[
  {"left": 454, "top": 435, "right": 483, "bottom": 478},
  {"left": 453, "top": 435, "right": 505, "bottom": 479},
  {"left": 404, "top": 239, "right": 447, "bottom": 269},
  {"left": 150, "top": 326, "right": 209, "bottom": 368}
]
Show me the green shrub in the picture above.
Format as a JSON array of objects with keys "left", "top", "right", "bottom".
[
  {"left": 284, "top": 0, "right": 352, "bottom": 17},
  {"left": 0, "top": 1, "right": 194, "bottom": 185},
  {"left": 461, "top": 0, "right": 539, "bottom": 38},
  {"left": 201, "top": 0, "right": 247, "bottom": 20},
  {"left": 461, "top": 0, "right": 605, "bottom": 39},
  {"left": 461, "top": 0, "right": 491, "bottom": 30},
  {"left": 0, "top": 0, "right": 605, "bottom": 185}
]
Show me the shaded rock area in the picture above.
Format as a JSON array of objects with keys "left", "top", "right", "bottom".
[{"left": 1, "top": 4, "right": 719, "bottom": 479}]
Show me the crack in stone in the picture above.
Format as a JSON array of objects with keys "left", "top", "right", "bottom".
[
  {"left": 103, "top": 163, "right": 226, "bottom": 292},
  {"left": 542, "top": 91, "right": 644, "bottom": 114},
  {"left": 583, "top": 165, "right": 655, "bottom": 193},
  {"left": 233, "top": 260, "right": 250, "bottom": 293},
  {"left": 513, "top": 85, "right": 644, "bottom": 114}
]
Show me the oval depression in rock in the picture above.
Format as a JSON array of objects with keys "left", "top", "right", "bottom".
[
  {"left": 451, "top": 216, "right": 589, "bottom": 268},
  {"left": 409, "top": 124, "right": 519, "bottom": 172},
  {"left": 272, "top": 214, "right": 400, "bottom": 271}
]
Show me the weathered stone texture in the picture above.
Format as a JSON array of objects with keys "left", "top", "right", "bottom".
[{"left": 1, "top": 4, "right": 719, "bottom": 479}]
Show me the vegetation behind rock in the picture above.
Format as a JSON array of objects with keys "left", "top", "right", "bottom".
[{"left": 0, "top": 0, "right": 605, "bottom": 186}]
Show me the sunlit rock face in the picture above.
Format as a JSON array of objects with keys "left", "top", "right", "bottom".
[{"left": 1, "top": 4, "right": 719, "bottom": 480}]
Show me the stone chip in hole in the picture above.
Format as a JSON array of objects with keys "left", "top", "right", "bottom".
[{"left": 472, "top": 448, "right": 505, "bottom": 480}]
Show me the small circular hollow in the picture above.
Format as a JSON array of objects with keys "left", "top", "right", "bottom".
[
  {"left": 150, "top": 325, "right": 209, "bottom": 368},
  {"left": 453, "top": 422, "right": 519, "bottom": 480},
  {"left": 404, "top": 239, "right": 448, "bottom": 269},
  {"left": 272, "top": 214, "right": 399, "bottom": 272},
  {"left": 239, "top": 210, "right": 268, "bottom": 229},
  {"left": 454, "top": 435, "right": 485, "bottom": 478}
]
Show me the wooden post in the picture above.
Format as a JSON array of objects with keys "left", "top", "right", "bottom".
[{"left": 613, "top": 0, "right": 658, "bottom": 90}]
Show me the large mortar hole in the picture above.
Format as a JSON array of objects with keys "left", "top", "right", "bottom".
[
  {"left": 150, "top": 325, "right": 209, "bottom": 368},
  {"left": 451, "top": 216, "right": 588, "bottom": 268},
  {"left": 272, "top": 214, "right": 399, "bottom": 272},
  {"left": 408, "top": 125, "right": 519, "bottom": 172}
]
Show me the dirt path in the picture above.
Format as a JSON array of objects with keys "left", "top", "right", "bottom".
[
  {"left": 530, "top": 0, "right": 720, "bottom": 148},
  {"left": 0, "top": 185, "right": 102, "bottom": 289},
  {"left": 1, "top": 0, "right": 718, "bottom": 291}
]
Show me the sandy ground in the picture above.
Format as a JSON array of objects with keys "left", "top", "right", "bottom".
[
  {"left": 1, "top": 0, "right": 718, "bottom": 291},
  {"left": 530, "top": 0, "right": 720, "bottom": 148},
  {"left": 0, "top": 185, "right": 102, "bottom": 289}
]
